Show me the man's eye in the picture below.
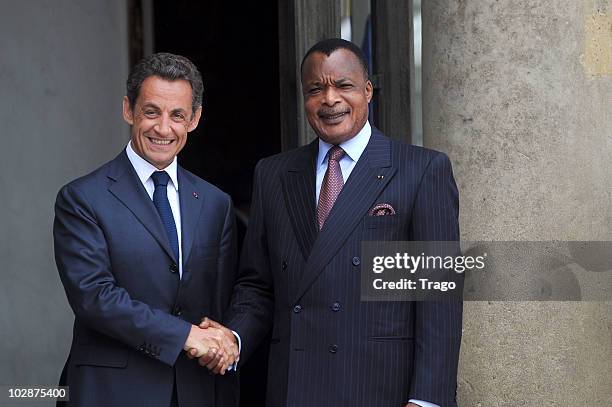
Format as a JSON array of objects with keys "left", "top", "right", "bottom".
[
  {"left": 144, "top": 111, "right": 157, "bottom": 117},
  {"left": 308, "top": 88, "right": 321, "bottom": 94},
  {"left": 339, "top": 83, "right": 353, "bottom": 89},
  {"left": 172, "top": 113, "right": 186, "bottom": 121}
]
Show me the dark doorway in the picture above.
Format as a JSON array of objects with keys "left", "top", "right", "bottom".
[
  {"left": 151, "top": 1, "right": 279, "bottom": 406},
  {"left": 153, "top": 1, "right": 281, "bottom": 214}
]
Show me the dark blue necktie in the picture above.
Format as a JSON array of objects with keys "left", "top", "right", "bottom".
[{"left": 151, "top": 171, "right": 179, "bottom": 263}]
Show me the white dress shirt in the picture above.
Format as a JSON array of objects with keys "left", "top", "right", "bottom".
[
  {"left": 315, "top": 122, "right": 438, "bottom": 407},
  {"left": 126, "top": 141, "right": 183, "bottom": 278}
]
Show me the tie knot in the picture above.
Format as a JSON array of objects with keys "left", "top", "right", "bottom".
[
  {"left": 151, "top": 171, "right": 170, "bottom": 187},
  {"left": 328, "top": 146, "right": 345, "bottom": 162}
]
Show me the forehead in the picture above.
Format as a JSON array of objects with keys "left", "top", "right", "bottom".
[
  {"left": 301, "top": 49, "right": 365, "bottom": 82},
  {"left": 137, "top": 76, "right": 193, "bottom": 107}
]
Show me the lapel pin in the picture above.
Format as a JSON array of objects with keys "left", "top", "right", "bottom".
[
  {"left": 377, "top": 175, "right": 384, "bottom": 180},
  {"left": 193, "top": 192, "right": 199, "bottom": 199}
]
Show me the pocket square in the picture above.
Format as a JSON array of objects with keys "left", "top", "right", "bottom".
[{"left": 368, "top": 203, "right": 396, "bottom": 216}]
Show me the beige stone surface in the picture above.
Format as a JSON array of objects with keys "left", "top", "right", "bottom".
[{"left": 422, "top": 1, "right": 612, "bottom": 405}]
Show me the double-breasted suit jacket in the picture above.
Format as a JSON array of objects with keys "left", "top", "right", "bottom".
[{"left": 226, "top": 128, "right": 462, "bottom": 407}]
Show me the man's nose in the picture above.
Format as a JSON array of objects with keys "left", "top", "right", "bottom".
[
  {"left": 155, "top": 114, "right": 172, "bottom": 136},
  {"left": 322, "top": 86, "right": 341, "bottom": 105}
]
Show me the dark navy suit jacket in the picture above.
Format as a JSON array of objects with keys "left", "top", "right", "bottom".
[
  {"left": 53, "top": 151, "right": 239, "bottom": 407},
  {"left": 226, "top": 129, "right": 462, "bottom": 407}
]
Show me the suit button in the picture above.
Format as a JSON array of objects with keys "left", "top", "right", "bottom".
[
  {"left": 169, "top": 263, "right": 178, "bottom": 273},
  {"left": 293, "top": 305, "right": 302, "bottom": 313},
  {"left": 352, "top": 256, "right": 361, "bottom": 266},
  {"left": 329, "top": 344, "right": 338, "bottom": 353},
  {"left": 282, "top": 261, "right": 287, "bottom": 270},
  {"left": 173, "top": 306, "right": 182, "bottom": 316},
  {"left": 331, "top": 302, "right": 341, "bottom": 312}
]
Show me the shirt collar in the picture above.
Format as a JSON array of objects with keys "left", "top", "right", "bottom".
[
  {"left": 317, "top": 120, "right": 371, "bottom": 168},
  {"left": 125, "top": 141, "right": 179, "bottom": 191}
]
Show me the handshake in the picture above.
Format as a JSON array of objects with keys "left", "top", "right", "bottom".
[{"left": 182, "top": 317, "right": 239, "bottom": 375}]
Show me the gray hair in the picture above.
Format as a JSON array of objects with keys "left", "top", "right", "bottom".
[{"left": 126, "top": 52, "right": 203, "bottom": 114}]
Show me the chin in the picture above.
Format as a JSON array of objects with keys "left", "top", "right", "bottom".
[
  {"left": 148, "top": 155, "right": 173, "bottom": 168},
  {"left": 320, "top": 131, "right": 352, "bottom": 145}
]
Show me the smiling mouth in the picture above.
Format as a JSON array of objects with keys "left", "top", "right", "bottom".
[
  {"left": 319, "top": 110, "right": 349, "bottom": 123},
  {"left": 147, "top": 137, "right": 174, "bottom": 146}
]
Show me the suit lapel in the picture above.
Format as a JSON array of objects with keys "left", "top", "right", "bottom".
[
  {"left": 280, "top": 141, "right": 319, "bottom": 261},
  {"left": 178, "top": 167, "right": 203, "bottom": 269},
  {"left": 295, "top": 130, "right": 397, "bottom": 301},
  {"left": 107, "top": 151, "right": 176, "bottom": 262}
]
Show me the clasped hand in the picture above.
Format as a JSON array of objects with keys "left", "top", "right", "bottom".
[{"left": 182, "top": 317, "right": 239, "bottom": 375}]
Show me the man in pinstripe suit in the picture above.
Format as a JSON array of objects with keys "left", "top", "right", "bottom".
[{"left": 211, "top": 39, "right": 462, "bottom": 406}]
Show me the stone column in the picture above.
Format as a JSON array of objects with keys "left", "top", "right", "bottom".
[{"left": 422, "top": 1, "right": 612, "bottom": 405}]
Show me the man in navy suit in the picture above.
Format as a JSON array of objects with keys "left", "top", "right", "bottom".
[
  {"left": 204, "top": 39, "right": 462, "bottom": 406},
  {"left": 53, "top": 53, "right": 239, "bottom": 407}
]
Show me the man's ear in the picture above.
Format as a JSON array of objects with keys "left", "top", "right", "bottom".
[
  {"left": 122, "top": 96, "right": 134, "bottom": 125},
  {"left": 187, "top": 106, "right": 203, "bottom": 132},
  {"left": 365, "top": 80, "right": 373, "bottom": 103}
]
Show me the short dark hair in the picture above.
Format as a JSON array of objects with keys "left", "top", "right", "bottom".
[
  {"left": 300, "top": 38, "right": 369, "bottom": 80},
  {"left": 126, "top": 52, "right": 203, "bottom": 114}
]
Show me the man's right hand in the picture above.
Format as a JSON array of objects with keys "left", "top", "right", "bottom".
[
  {"left": 199, "top": 317, "right": 240, "bottom": 374},
  {"left": 183, "top": 325, "right": 225, "bottom": 372},
  {"left": 183, "top": 324, "right": 238, "bottom": 375}
]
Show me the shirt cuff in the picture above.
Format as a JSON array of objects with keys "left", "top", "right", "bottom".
[
  {"left": 227, "top": 330, "right": 242, "bottom": 371},
  {"left": 408, "top": 399, "right": 439, "bottom": 407}
]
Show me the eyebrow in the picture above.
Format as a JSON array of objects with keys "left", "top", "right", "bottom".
[
  {"left": 334, "top": 78, "right": 352, "bottom": 85},
  {"left": 140, "top": 103, "right": 160, "bottom": 111},
  {"left": 306, "top": 81, "right": 323, "bottom": 87},
  {"left": 306, "top": 77, "right": 352, "bottom": 87},
  {"left": 140, "top": 103, "right": 187, "bottom": 115}
]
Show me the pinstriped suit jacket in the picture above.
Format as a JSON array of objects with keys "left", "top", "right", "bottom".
[{"left": 227, "top": 128, "right": 462, "bottom": 407}]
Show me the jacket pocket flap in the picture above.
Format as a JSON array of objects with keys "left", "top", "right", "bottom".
[{"left": 368, "top": 335, "right": 413, "bottom": 342}]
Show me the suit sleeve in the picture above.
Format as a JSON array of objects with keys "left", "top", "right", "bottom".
[
  {"left": 216, "top": 194, "right": 239, "bottom": 316},
  {"left": 407, "top": 152, "right": 463, "bottom": 407},
  {"left": 224, "top": 161, "right": 275, "bottom": 362},
  {"left": 53, "top": 184, "right": 191, "bottom": 366}
]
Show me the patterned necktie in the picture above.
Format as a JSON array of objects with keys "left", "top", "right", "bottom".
[
  {"left": 151, "top": 171, "right": 179, "bottom": 263},
  {"left": 317, "top": 146, "right": 346, "bottom": 230}
]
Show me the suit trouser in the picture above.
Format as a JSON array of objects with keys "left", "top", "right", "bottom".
[{"left": 171, "top": 373, "right": 179, "bottom": 407}]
